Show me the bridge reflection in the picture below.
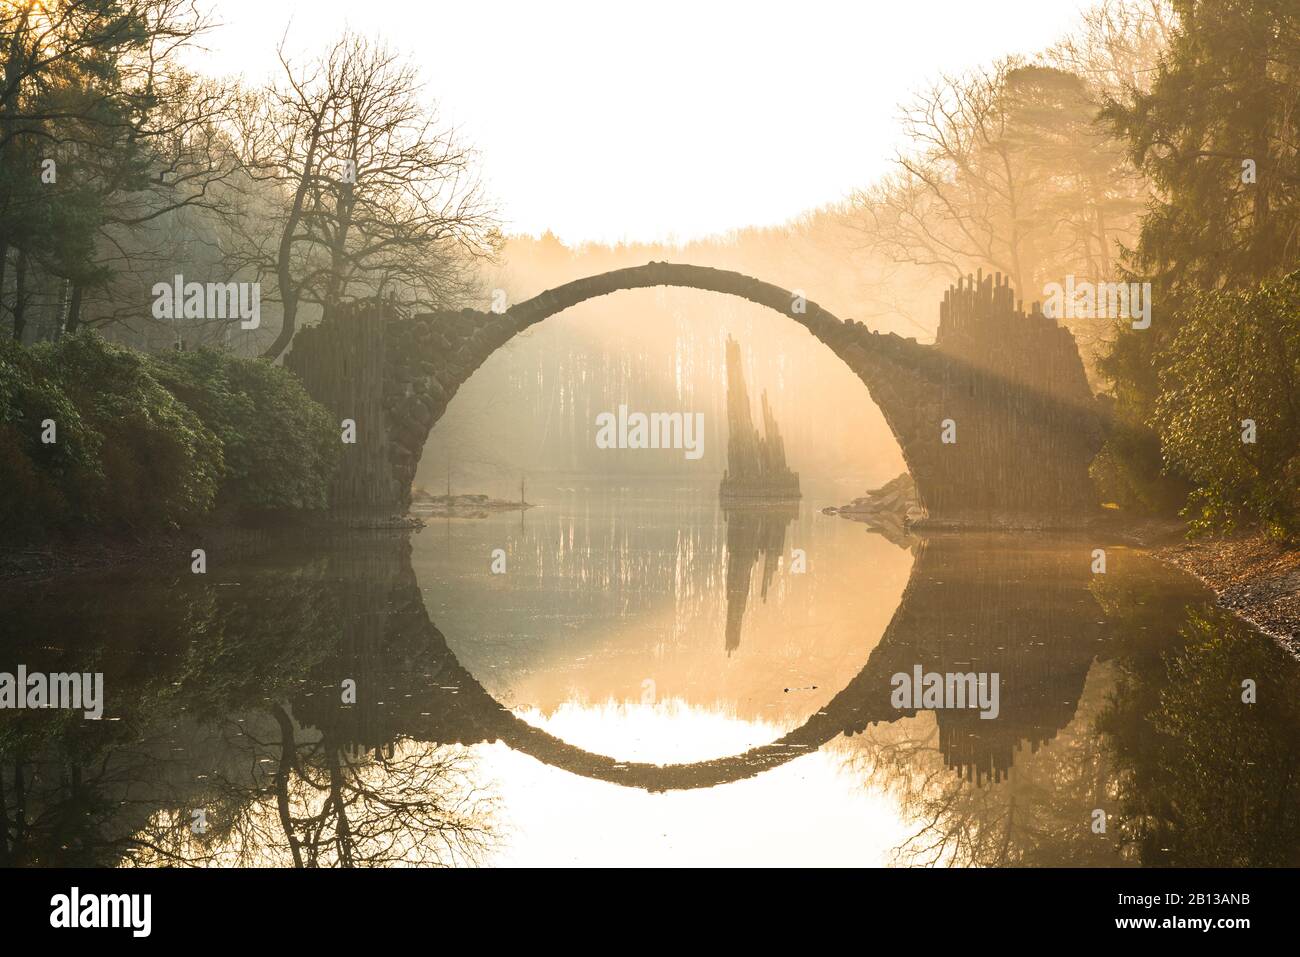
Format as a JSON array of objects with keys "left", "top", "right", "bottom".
[
  {"left": 2, "top": 528, "right": 1297, "bottom": 866},
  {"left": 284, "top": 531, "right": 1106, "bottom": 790}
]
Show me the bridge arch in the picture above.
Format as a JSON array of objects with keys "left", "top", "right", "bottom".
[
  {"left": 460, "top": 265, "right": 939, "bottom": 505},
  {"left": 286, "top": 262, "right": 1104, "bottom": 527}
]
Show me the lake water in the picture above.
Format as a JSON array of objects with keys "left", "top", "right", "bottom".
[{"left": 1, "top": 481, "right": 1297, "bottom": 867}]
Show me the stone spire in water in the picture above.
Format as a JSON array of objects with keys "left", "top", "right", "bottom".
[{"left": 720, "top": 336, "right": 801, "bottom": 501}]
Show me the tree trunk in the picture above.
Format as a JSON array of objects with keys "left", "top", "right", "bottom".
[
  {"left": 11, "top": 249, "right": 26, "bottom": 342},
  {"left": 270, "top": 705, "right": 305, "bottom": 868},
  {"left": 326, "top": 746, "right": 354, "bottom": 868},
  {"left": 261, "top": 120, "right": 326, "bottom": 362},
  {"left": 262, "top": 289, "right": 299, "bottom": 362},
  {"left": 64, "top": 283, "right": 83, "bottom": 335}
]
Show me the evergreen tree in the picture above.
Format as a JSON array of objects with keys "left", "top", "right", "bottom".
[{"left": 1097, "top": 0, "right": 1300, "bottom": 513}]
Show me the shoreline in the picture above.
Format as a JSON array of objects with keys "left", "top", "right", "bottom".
[
  {"left": 0, "top": 518, "right": 417, "bottom": 584},
  {"left": 1104, "top": 515, "right": 1299, "bottom": 658},
  {"left": 0, "top": 537, "right": 184, "bottom": 583},
  {"left": 5, "top": 508, "right": 1296, "bottom": 663},
  {"left": 1150, "top": 535, "right": 1300, "bottom": 659}
]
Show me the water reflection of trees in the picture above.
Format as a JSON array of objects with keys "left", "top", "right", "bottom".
[
  {"left": 842, "top": 541, "right": 1300, "bottom": 867},
  {"left": 1097, "top": 607, "right": 1300, "bottom": 866},
  {"left": 3, "top": 529, "right": 1298, "bottom": 868},
  {"left": 126, "top": 716, "right": 495, "bottom": 868},
  {"left": 0, "top": 534, "right": 498, "bottom": 867},
  {"left": 845, "top": 664, "right": 1122, "bottom": 867}
]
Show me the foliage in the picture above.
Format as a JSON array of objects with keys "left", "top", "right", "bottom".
[
  {"left": 0, "top": 0, "right": 233, "bottom": 339},
  {"left": 34, "top": 333, "right": 224, "bottom": 532},
  {"left": 148, "top": 349, "right": 339, "bottom": 512},
  {"left": 1, "top": 334, "right": 342, "bottom": 539},
  {"left": 1102, "top": 0, "right": 1300, "bottom": 302},
  {"left": 1095, "top": 0, "right": 1300, "bottom": 519},
  {"left": 1089, "top": 415, "right": 1189, "bottom": 514},
  {"left": 0, "top": 337, "right": 100, "bottom": 535},
  {"left": 1098, "top": 606, "right": 1300, "bottom": 866},
  {"left": 1152, "top": 273, "right": 1300, "bottom": 538}
]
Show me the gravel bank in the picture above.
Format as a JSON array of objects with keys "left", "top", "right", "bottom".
[{"left": 1155, "top": 535, "right": 1300, "bottom": 658}]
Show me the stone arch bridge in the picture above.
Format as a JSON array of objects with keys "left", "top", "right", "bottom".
[{"left": 287, "top": 262, "right": 1105, "bottom": 526}]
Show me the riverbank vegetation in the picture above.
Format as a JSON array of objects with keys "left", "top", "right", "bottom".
[
  {"left": 0, "top": 1, "right": 493, "bottom": 542},
  {"left": 0, "top": 2, "right": 494, "bottom": 356},
  {"left": 1095, "top": 0, "right": 1300, "bottom": 539},
  {"left": 0, "top": 333, "right": 337, "bottom": 540},
  {"left": 848, "top": 0, "right": 1299, "bottom": 539}
]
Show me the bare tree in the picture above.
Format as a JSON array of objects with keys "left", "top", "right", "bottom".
[
  {"left": 854, "top": 58, "right": 1151, "bottom": 366},
  {"left": 858, "top": 60, "right": 1047, "bottom": 296},
  {"left": 232, "top": 32, "right": 495, "bottom": 361},
  {"left": 66, "top": 71, "right": 250, "bottom": 336},
  {"left": 123, "top": 713, "right": 498, "bottom": 868},
  {"left": 1047, "top": 0, "right": 1178, "bottom": 99}
]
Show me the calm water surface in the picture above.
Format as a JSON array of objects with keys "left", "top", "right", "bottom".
[{"left": 2, "top": 481, "right": 1297, "bottom": 867}]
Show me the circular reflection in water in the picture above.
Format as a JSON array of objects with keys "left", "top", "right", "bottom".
[{"left": 412, "top": 481, "right": 913, "bottom": 765}]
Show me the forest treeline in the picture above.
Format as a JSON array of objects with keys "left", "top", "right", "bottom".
[
  {"left": 860, "top": 0, "right": 1299, "bottom": 538},
  {"left": 0, "top": 0, "right": 493, "bottom": 539},
  {"left": 0, "top": 0, "right": 1297, "bottom": 541},
  {"left": 0, "top": 1, "right": 494, "bottom": 352}
]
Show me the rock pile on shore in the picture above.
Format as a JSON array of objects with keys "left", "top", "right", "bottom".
[{"left": 823, "top": 473, "right": 924, "bottom": 546}]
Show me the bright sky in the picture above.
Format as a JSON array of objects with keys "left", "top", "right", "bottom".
[{"left": 184, "top": 0, "right": 1092, "bottom": 244}]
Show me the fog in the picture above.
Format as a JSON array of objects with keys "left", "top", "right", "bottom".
[{"left": 418, "top": 220, "right": 943, "bottom": 498}]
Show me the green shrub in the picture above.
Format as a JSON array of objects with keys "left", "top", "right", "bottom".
[
  {"left": 148, "top": 349, "right": 338, "bottom": 512},
  {"left": 1090, "top": 417, "right": 1190, "bottom": 516},
  {"left": 1, "top": 335, "right": 340, "bottom": 541},
  {"left": 0, "top": 337, "right": 102, "bottom": 536},
  {"left": 1153, "top": 273, "right": 1300, "bottom": 539},
  {"left": 34, "top": 333, "right": 224, "bottom": 532}
]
